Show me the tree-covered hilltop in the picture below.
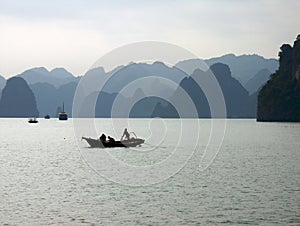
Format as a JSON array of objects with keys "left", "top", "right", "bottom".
[{"left": 257, "top": 35, "right": 300, "bottom": 122}]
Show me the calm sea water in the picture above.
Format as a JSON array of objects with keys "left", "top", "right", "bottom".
[{"left": 0, "top": 119, "right": 299, "bottom": 225}]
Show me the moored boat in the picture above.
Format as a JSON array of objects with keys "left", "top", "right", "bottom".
[
  {"left": 82, "top": 137, "right": 145, "bottom": 148},
  {"left": 58, "top": 102, "right": 68, "bottom": 120},
  {"left": 44, "top": 114, "right": 50, "bottom": 119},
  {"left": 28, "top": 118, "right": 38, "bottom": 123}
]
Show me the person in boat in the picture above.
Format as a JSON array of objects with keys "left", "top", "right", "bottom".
[
  {"left": 121, "top": 128, "right": 130, "bottom": 140},
  {"left": 99, "top": 133, "right": 106, "bottom": 143},
  {"left": 108, "top": 136, "right": 115, "bottom": 144}
]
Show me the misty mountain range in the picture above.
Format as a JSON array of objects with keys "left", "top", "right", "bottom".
[
  {"left": 17, "top": 67, "right": 81, "bottom": 87},
  {"left": 152, "top": 63, "right": 258, "bottom": 118},
  {"left": 175, "top": 54, "right": 278, "bottom": 85},
  {"left": 0, "top": 53, "right": 278, "bottom": 118}
]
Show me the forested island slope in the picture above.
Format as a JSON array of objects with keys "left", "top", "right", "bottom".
[{"left": 257, "top": 35, "right": 300, "bottom": 122}]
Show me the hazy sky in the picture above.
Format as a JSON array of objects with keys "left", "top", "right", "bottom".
[{"left": 0, "top": 0, "right": 299, "bottom": 78}]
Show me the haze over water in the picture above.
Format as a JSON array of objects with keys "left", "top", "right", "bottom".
[{"left": 0, "top": 119, "right": 299, "bottom": 225}]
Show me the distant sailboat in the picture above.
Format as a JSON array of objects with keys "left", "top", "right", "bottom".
[{"left": 58, "top": 103, "right": 68, "bottom": 120}]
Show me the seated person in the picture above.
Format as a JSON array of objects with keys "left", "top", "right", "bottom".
[
  {"left": 108, "top": 136, "right": 115, "bottom": 143},
  {"left": 99, "top": 133, "right": 106, "bottom": 142}
]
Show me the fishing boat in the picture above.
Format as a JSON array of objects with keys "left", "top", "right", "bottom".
[
  {"left": 28, "top": 118, "right": 38, "bottom": 123},
  {"left": 58, "top": 103, "right": 68, "bottom": 120},
  {"left": 82, "top": 137, "right": 145, "bottom": 148},
  {"left": 44, "top": 114, "right": 50, "bottom": 119}
]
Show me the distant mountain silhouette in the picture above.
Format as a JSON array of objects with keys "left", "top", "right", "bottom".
[
  {"left": 0, "top": 52, "right": 280, "bottom": 119},
  {"left": 0, "top": 75, "right": 6, "bottom": 89},
  {"left": 0, "top": 77, "right": 39, "bottom": 117},
  {"left": 96, "top": 92, "right": 125, "bottom": 118},
  {"left": 210, "top": 63, "right": 253, "bottom": 117},
  {"left": 248, "top": 91, "right": 259, "bottom": 117},
  {"left": 17, "top": 67, "right": 80, "bottom": 88},
  {"left": 151, "top": 99, "right": 179, "bottom": 118},
  {"left": 257, "top": 35, "right": 300, "bottom": 122},
  {"left": 30, "top": 82, "right": 77, "bottom": 117},
  {"left": 152, "top": 63, "right": 256, "bottom": 118},
  {"left": 18, "top": 64, "right": 159, "bottom": 118},
  {"left": 206, "top": 54, "right": 278, "bottom": 85},
  {"left": 0, "top": 75, "right": 6, "bottom": 99},
  {"left": 50, "top": 68, "right": 74, "bottom": 79},
  {"left": 131, "top": 97, "right": 178, "bottom": 118},
  {"left": 176, "top": 54, "right": 278, "bottom": 85},
  {"left": 57, "top": 82, "right": 77, "bottom": 117},
  {"left": 94, "top": 91, "right": 168, "bottom": 118},
  {"left": 30, "top": 83, "right": 58, "bottom": 117},
  {"left": 101, "top": 62, "right": 188, "bottom": 95},
  {"left": 244, "top": 69, "right": 271, "bottom": 94},
  {"left": 78, "top": 62, "right": 186, "bottom": 118},
  {"left": 172, "top": 69, "right": 210, "bottom": 118},
  {"left": 28, "top": 62, "right": 258, "bottom": 118},
  {"left": 82, "top": 67, "right": 107, "bottom": 94}
]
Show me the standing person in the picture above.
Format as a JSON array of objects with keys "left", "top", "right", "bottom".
[{"left": 122, "top": 128, "right": 130, "bottom": 140}]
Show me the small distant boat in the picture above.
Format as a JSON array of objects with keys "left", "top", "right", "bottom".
[
  {"left": 44, "top": 114, "right": 50, "bottom": 119},
  {"left": 82, "top": 137, "right": 145, "bottom": 148},
  {"left": 58, "top": 102, "right": 68, "bottom": 120},
  {"left": 28, "top": 118, "right": 38, "bottom": 123}
]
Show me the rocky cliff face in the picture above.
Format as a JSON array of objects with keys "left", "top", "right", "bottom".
[
  {"left": 0, "top": 77, "right": 39, "bottom": 117},
  {"left": 257, "top": 35, "right": 300, "bottom": 122}
]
